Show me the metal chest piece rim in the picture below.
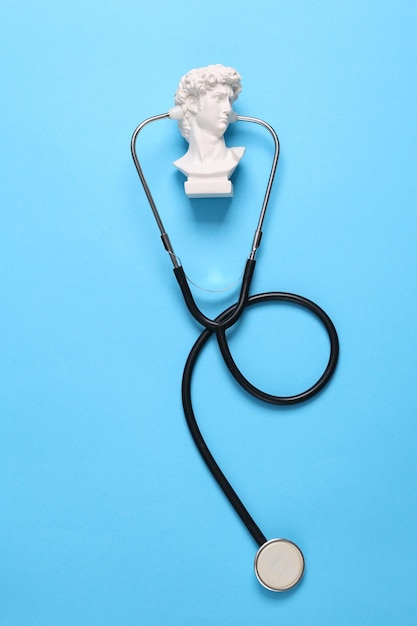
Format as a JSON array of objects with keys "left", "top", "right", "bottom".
[{"left": 254, "top": 538, "right": 305, "bottom": 592}]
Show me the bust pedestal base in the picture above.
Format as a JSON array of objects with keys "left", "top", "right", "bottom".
[{"left": 184, "top": 178, "right": 233, "bottom": 198}]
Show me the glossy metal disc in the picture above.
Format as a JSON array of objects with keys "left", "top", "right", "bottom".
[{"left": 254, "top": 538, "right": 305, "bottom": 592}]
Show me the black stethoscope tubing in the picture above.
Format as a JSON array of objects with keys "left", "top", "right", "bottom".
[{"left": 182, "top": 290, "right": 339, "bottom": 547}]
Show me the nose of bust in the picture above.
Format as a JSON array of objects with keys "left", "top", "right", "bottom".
[{"left": 223, "top": 99, "right": 232, "bottom": 114}]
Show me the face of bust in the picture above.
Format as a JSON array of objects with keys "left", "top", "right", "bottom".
[{"left": 194, "top": 84, "right": 233, "bottom": 138}]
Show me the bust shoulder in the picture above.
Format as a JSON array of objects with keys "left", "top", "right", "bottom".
[{"left": 231, "top": 146, "right": 245, "bottom": 161}]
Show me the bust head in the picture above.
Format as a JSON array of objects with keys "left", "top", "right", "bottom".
[
  {"left": 172, "top": 64, "right": 245, "bottom": 197},
  {"left": 174, "top": 64, "right": 242, "bottom": 142}
]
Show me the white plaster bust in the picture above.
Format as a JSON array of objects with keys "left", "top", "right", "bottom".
[{"left": 170, "top": 64, "right": 245, "bottom": 198}]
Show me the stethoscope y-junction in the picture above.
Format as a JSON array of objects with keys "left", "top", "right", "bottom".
[{"left": 131, "top": 111, "right": 339, "bottom": 592}]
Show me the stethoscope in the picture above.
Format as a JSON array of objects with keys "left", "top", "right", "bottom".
[{"left": 131, "top": 111, "right": 339, "bottom": 592}]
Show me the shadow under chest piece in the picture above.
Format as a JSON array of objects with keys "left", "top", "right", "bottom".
[{"left": 131, "top": 64, "right": 339, "bottom": 593}]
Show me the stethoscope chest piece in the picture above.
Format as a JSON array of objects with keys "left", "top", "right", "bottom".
[{"left": 254, "top": 538, "right": 305, "bottom": 592}]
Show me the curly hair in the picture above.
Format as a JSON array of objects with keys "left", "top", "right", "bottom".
[{"left": 174, "top": 64, "right": 242, "bottom": 141}]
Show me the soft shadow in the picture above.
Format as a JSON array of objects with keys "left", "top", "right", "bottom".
[{"left": 189, "top": 195, "right": 233, "bottom": 225}]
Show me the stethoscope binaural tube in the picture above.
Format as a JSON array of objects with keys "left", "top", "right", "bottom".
[{"left": 131, "top": 113, "right": 280, "bottom": 331}]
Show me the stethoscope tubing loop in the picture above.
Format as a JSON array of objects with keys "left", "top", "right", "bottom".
[
  {"left": 182, "top": 289, "right": 339, "bottom": 546},
  {"left": 216, "top": 291, "right": 339, "bottom": 405}
]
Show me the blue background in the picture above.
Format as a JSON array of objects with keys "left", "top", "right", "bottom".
[{"left": 1, "top": 1, "right": 417, "bottom": 624}]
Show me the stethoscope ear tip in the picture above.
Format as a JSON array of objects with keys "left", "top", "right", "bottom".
[
  {"left": 168, "top": 106, "right": 184, "bottom": 120},
  {"left": 254, "top": 538, "right": 305, "bottom": 592}
]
